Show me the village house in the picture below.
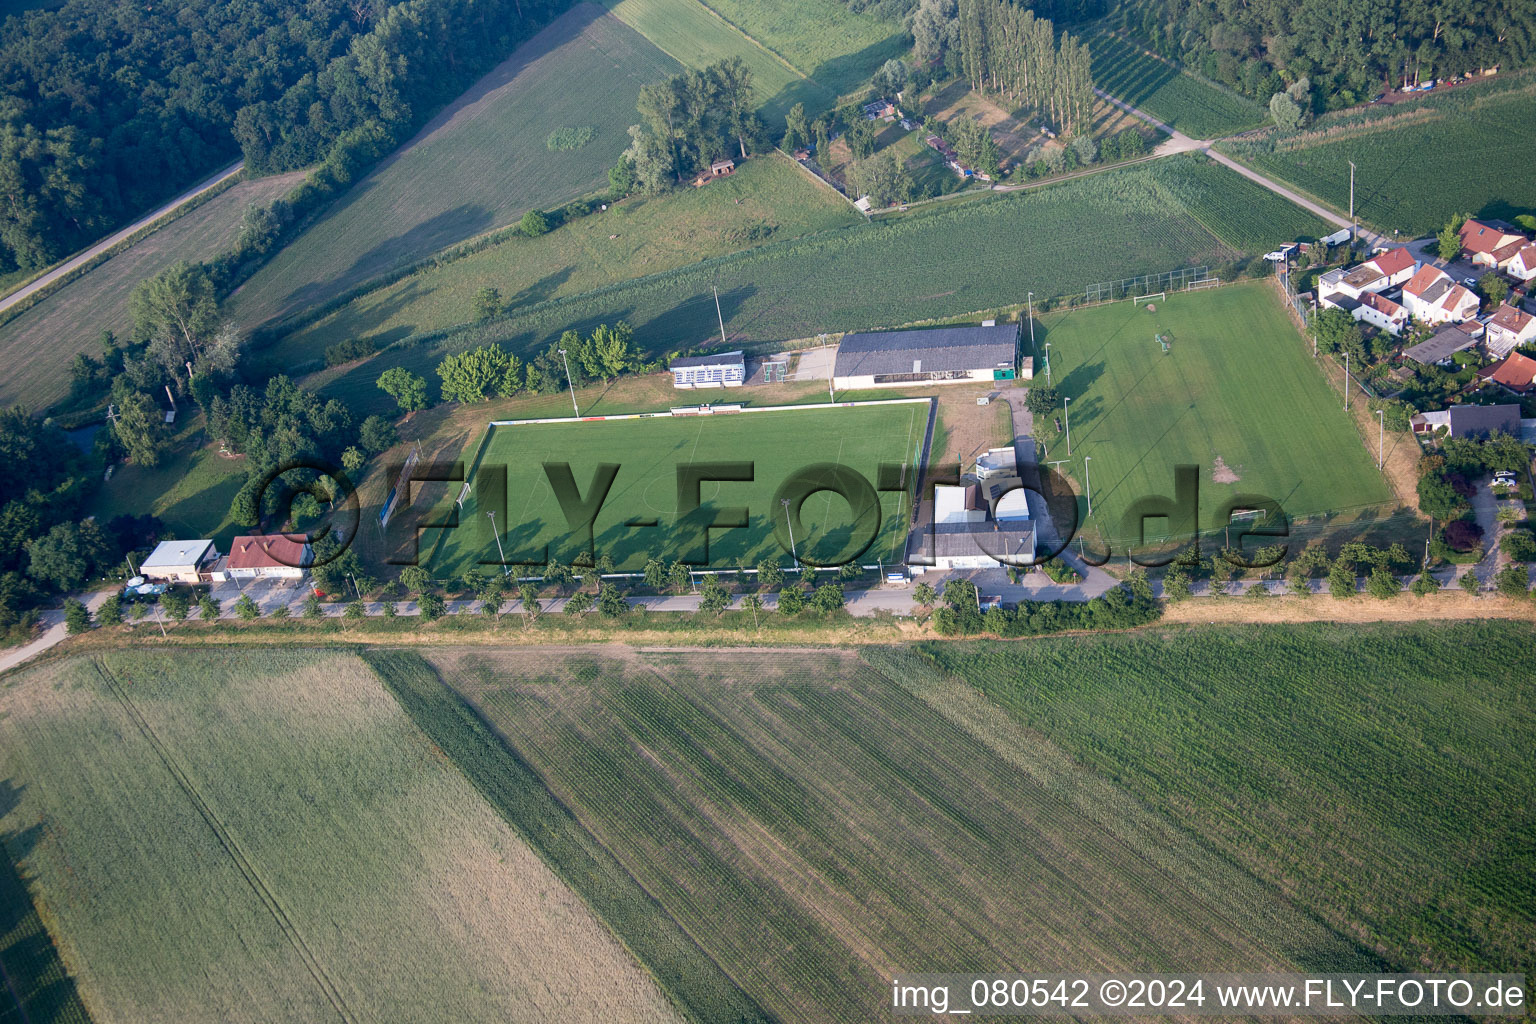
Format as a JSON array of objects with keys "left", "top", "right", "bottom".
[
  {"left": 138, "top": 539, "right": 221, "bottom": 585},
  {"left": 1475, "top": 350, "right": 1536, "bottom": 394},
  {"left": 1400, "top": 265, "right": 1480, "bottom": 324},
  {"left": 1458, "top": 219, "right": 1529, "bottom": 269},
  {"left": 1402, "top": 322, "right": 1483, "bottom": 367},
  {"left": 1507, "top": 243, "right": 1536, "bottom": 283},
  {"left": 225, "top": 534, "right": 311, "bottom": 580},
  {"left": 1317, "top": 247, "right": 1417, "bottom": 303},
  {"left": 1411, "top": 403, "right": 1523, "bottom": 438},
  {"left": 1484, "top": 302, "right": 1536, "bottom": 356},
  {"left": 1348, "top": 291, "right": 1410, "bottom": 335}
]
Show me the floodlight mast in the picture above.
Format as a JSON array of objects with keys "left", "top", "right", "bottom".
[
  {"left": 781, "top": 498, "right": 799, "bottom": 569},
  {"left": 558, "top": 348, "right": 578, "bottom": 416},
  {"left": 1063, "top": 396, "right": 1072, "bottom": 456},
  {"left": 487, "top": 510, "right": 510, "bottom": 577}
]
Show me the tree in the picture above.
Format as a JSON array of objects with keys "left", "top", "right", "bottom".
[
  {"left": 1327, "top": 561, "right": 1356, "bottom": 598},
  {"left": 26, "top": 521, "right": 110, "bottom": 592},
  {"left": 98, "top": 594, "right": 123, "bottom": 626},
  {"left": 473, "top": 286, "right": 503, "bottom": 321},
  {"left": 777, "top": 585, "right": 805, "bottom": 614},
  {"left": 518, "top": 582, "right": 541, "bottom": 619},
  {"left": 643, "top": 558, "right": 667, "bottom": 590},
  {"left": 756, "top": 559, "right": 784, "bottom": 590},
  {"left": 666, "top": 560, "right": 691, "bottom": 594},
  {"left": 520, "top": 209, "right": 551, "bottom": 237},
  {"left": 1268, "top": 91, "right": 1303, "bottom": 130},
  {"left": 544, "top": 560, "right": 575, "bottom": 595},
  {"left": 1025, "top": 383, "right": 1060, "bottom": 418},
  {"left": 783, "top": 102, "right": 809, "bottom": 151},
  {"left": 1071, "top": 133, "right": 1098, "bottom": 165},
  {"left": 1410, "top": 572, "right": 1440, "bottom": 596},
  {"left": 377, "top": 367, "right": 430, "bottom": 414},
  {"left": 129, "top": 261, "right": 220, "bottom": 366},
  {"left": 1437, "top": 220, "right": 1463, "bottom": 262},
  {"left": 698, "top": 573, "right": 730, "bottom": 614},
  {"left": 608, "top": 155, "right": 638, "bottom": 198},
  {"left": 1458, "top": 570, "right": 1480, "bottom": 595},
  {"left": 345, "top": 599, "right": 366, "bottom": 620},
  {"left": 417, "top": 592, "right": 444, "bottom": 619},
  {"left": 399, "top": 565, "right": 431, "bottom": 594},
  {"left": 110, "top": 386, "right": 173, "bottom": 467},
  {"left": 1126, "top": 569, "right": 1153, "bottom": 601},
  {"left": 162, "top": 591, "right": 191, "bottom": 621},
  {"left": 63, "top": 598, "right": 92, "bottom": 634},
  {"left": 199, "top": 594, "right": 221, "bottom": 621},
  {"left": 1477, "top": 273, "right": 1509, "bottom": 308},
  {"left": 598, "top": 582, "right": 628, "bottom": 617},
  {"left": 912, "top": 581, "right": 936, "bottom": 606},
  {"left": 438, "top": 345, "right": 511, "bottom": 404},
  {"left": 1310, "top": 307, "right": 1362, "bottom": 357},
  {"left": 845, "top": 153, "right": 912, "bottom": 208},
  {"left": 235, "top": 593, "right": 261, "bottom": 619},
  {"left": 564, "top": 591, "right": 593, "bottom": 614},
  {"left": 810, "top": 582, "right": 845, "bottom": 612},
  {"left": 1366, "top": 567, "right": 1401, "bottom": 599},
  {"left": 1493, "top": 564, "right": 1529, "bottom": 599},
  {"left": 340, "top": 446, "right": 365, "bottom": 473},
  {"left": 359, "top": 414, "right": 399, "bottom": 453},
  {"left": 302, "top": 593, "right": 323, "bottom": 619},
  {"left": 1162, "top": 567, "right": 1192, "bottom": 601},
  {"left": 873, "top": 58, "right": 908, "bottom": 97}
]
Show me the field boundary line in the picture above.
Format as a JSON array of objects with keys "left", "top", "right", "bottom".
[
  {"left": 88, "top": 659, "right": 360, "bottom": 1024},
  {"left": 685, "top": 0, "right": 814, "bottom": 83},
  {"left": 490, "top": 395, "right": 932, "bottom": 427}
]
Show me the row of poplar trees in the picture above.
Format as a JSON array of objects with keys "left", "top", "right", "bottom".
[{"left": 955, "top": 0, "right": 1095, "bottom": 137}]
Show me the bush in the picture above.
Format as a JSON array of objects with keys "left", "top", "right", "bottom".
[
  {"left": 564, "top": 592, "right": 594, "bottom": 614},
  {"left": 777, "top": 586, "right": 805, "bottom": 615},
  {"left": 235, "top": 594, "right": 261, "bottom": 619},
  {"left": 97, "top": 595, "right": 122, "bottom": 626},
  {"left": 303, "top": 594, "right": 323, "bottom": 619},
  {"left": 1442, "top": 519, "right": 1484, "bottom": 552},
  {"left": 419, "top": 592, "right": 446, "bottom": 619},
  {"left": 1493, "top": 564, "right": 1529, "bottom": 599},
  {"left": 520, "top": 209, "right": 551, "bottom": 237},
  {"left": 323, "top": 336, "right": 378, "bottom": 367},
  {"left": 1499, "top": 528, "right": 1536, "bottom": 562},
  {"left": 1366, "top": 567, "right": 1402, "bottom": 600},
  {"left": 1458, "top": 571, "right": 1480, "bottom": 595},
  {"left": 1410, "top": 573, "right": 1440, "bottom": 596},
  {"left": 1328, "top": 562, "right": 1356, "bottom": 598}
]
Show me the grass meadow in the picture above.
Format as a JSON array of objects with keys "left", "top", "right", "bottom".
[
  {"left": 0, "top": 649, "right": 683, "bottom": 1024},
  {"left": 1034, "top": 281, "right": 1390, "bottom": 544},
  {"left": 600, "top": 0, "right": 833, "bottom": 121},
  {"left": 307, "top": 155, "right": 1330, "bottom": 416},
  {"left": 1089, "top": 34, "right": 1266, "bottom": 138},
  {"left": 0, "top": 789, "right": 91, "bottom": 1024},
  {"left": 691, "top": 0, "right": 908, "bottom": 96},
  {"left": 227, "top": 5, "right": 682, "bottom": 333},
  {"left": 427, "top": 401, "right": 927, "bottom": 575},
  {"left": 1220, "top": 83, "right": 1536, "bottom": 236},
  {"left": 0, "top": 171, "right": 305, "bottom": 411},
  {"left": 273, "top": 154, "right": 861, "bottom": 368},
  {"left": 417, "top": 645, "right": 1371, "bottom": 1024},
  {"left": 911, "top": 620, "right": 1536, "bottom": 978}
]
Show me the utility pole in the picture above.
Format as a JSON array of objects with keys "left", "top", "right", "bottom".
[
  {"left": 713, "top": 285, "right": 728, "bottom": 347},
  {"left": 1349, "top": 160, "right": 1357, "bottom": 243},
  {"left": 1063, "top": 396, "right": 1072, "bottom": 456},
  {"left": 1043, "top": 342, "right": 1052, "bottom": 386},
  {"left": 1026, "top": 290, "right": 1035, "bottom": 356},
  {"left": 1084, "top": 456, "right": 1093, "bottom": 517},
  {"left": 164, "top": 384, "right": 176, "bottom": 410},
  {"left": 1344, "top": 351, "right": 1350, "bottom": 411},
  {"left": 781, "top": 498, "right": 799, "bottom": 569},
  {"left": 487, "top": 511, "right": 510, "bottom": 576},
  {"left": 558, "top": 347, "right": 579, "bottom": 417}
]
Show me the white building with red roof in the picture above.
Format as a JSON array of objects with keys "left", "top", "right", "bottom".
[
  {"left": 1485, "top": 303, "right": 1536, "bottom": 356},
  {"left": 1459, "top": 219, "right": 1529, "bottom": 269},
  {"left": 1507, "top": 244, "right": 1536, "bottom": 283},
  {"left": 1401, "top": 265, "right": 1480, "bottom": 324},
  {"left": 1352, "top": 291, "right": 1409, "bottom": 336},
  {"left": 226, "top": 534, "right": 312, "bottom": 580},
  {"left": 1317, "top": 247, "right": 1418, "bottom": 304}
]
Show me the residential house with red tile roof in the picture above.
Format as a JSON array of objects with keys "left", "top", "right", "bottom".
[
  {"left": 1507, "top": 244, "right": 1536, "bottom": 283},
  {"left": 1475, "top": 350, "right": 1536, "bottom": 393},
  {"left": 1401, "top": 265, "right": 1480, "bottom": 324},
  {"left": 1459, "top": 219, "right": 1529, "bottom": 268},
  {"left": 225, "top": 534, "right": 311, "bottom": 580},
  {"left": 1484, "top": 303, "right": 1536, "bottom": 356}
]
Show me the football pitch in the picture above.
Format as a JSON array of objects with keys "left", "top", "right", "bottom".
[
  {"left": 427, "top": 402, "right": 929, "bottom": 575},
  {"left": 1036, "top": 281, "right": 1390, "bottom": 546}
]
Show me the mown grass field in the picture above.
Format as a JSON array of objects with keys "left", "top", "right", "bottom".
[
  {"left": 1035, "top": 281, "right": 1389, "bottom": 544},
  {"left": 1220, "top": 84, "right": 1536, "bottom": 237},
  {"left": 600, "top": 0, "right": 833, "bottom": 121},
  {"left": 912, "top": 620, "right": 1536, "bottom": 978},
  {"left": 87, "top": 432, "right": 246, "bottom": 546},
  {"left": 0, "top": 649, "right": 683, "bottom": 1024},
  {"left": 309, "top": 155, "right": 1330, "bottom": 415},
  {"left": 1089, "top": 33, "right": 1266, "bottom": 138},
  {"left": 418, "top": 645, "right": 1370, "bottom": 1024},
  {"left": 0, "top": 172, "right": 305, "bottom": 411},
  {"left": 692, "top": 0, "right": 908, "bottom": 96},
  {"left": 429, "top": 402, "right": 926, "bottom": 575},
  {"left": 227, "top": 5, "right": 682, "bottom": 333},
  {"left": 274, "top": 154, "right": 861, "bottom": 368}
]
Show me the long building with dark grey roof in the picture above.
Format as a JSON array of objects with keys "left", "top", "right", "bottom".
[{"left": 832, "top": 323, "right": 1020, "bottom": 389}]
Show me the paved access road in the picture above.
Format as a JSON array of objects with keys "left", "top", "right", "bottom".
[{"left": 0, "top": 160, "right": 244, "bottom": 315}]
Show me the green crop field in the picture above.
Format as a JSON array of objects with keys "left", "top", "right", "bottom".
[
  {"left": 0, "top": 171, "right": 305, "bottom": 411},
  {"left": 1089, "top": 34, "right": 1266, "bottom": 138},
  {"left": 272, "top": 154, "right": 861, "bottom": 369},
  {"left": 910, "top": 620, "right": 1536, "bottom": 979},
  {"left": 1220, "top": 84, "right": 1536, "bottom": 237},
  {"left": 1, "top": 799, "right": 92, "bottom": 1024},
  {"left": 601, "top": 0, "right": 833, "bottom": 121},
  {"left": 409, "top": 645, "right": 1371, "bottom": 1024},
  {"left": 427, "top": 401, "right": 926, "bottom": 575},
  {"left": 0, "top": 649, "right": 684, "bottom": 1024},
  {"left": 309, "top": 155, "right": 1329, "bottom": 415},
  {"left": 227, "top": 5, "right": 682, "bottom": 334},
  {"left": 691, "top": 0, "right": 908, "bottom": 95},
  {"left": 1035, "top": 280, "right": 1389, "bottom": 545}
]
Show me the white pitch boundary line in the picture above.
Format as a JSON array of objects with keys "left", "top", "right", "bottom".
[{"left": 488, "top": 395, "right": 932, "bottom": 428}]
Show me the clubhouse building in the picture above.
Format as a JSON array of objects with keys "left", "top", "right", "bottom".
[{"left": 832, "top": 323, "right": 1022, "bottom": 390}]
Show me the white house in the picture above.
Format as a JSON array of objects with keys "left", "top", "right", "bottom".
[
  {"left": 1507, "top": 244, "right": 1536, "bottom": 283},
  {"left": 226, "top": 534, "right": 310, "bottom": 580},
  {"left": 1459, "top": 219, "right": 1529, "bottom": 269},
  {"left": 1320, "top": 247, "right": 1417, "bottom": 302},
  {"left": 139, "top": 539, "right": 220, "bottom": 584},
  {"left": 669, "top": 351, "right": 745, "bottom": 389},
  {"left": 1401, "top": 265, "right": 1479, "bottom": 324},
  {"left": 974, "top": 447, "right": 1017, "bottom": 480},
  {"left": 934, "top": 484, "right": 987, "bottom": 524},
  {"left": 918, "top": 483, "right": 1036, "bottom": 570},
  {"left": 1351, "top": 291, "right": 1409, "bottom": 335},
  {"left": 1485, "top": 303, "right": 1536, "bottom": 356}
]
